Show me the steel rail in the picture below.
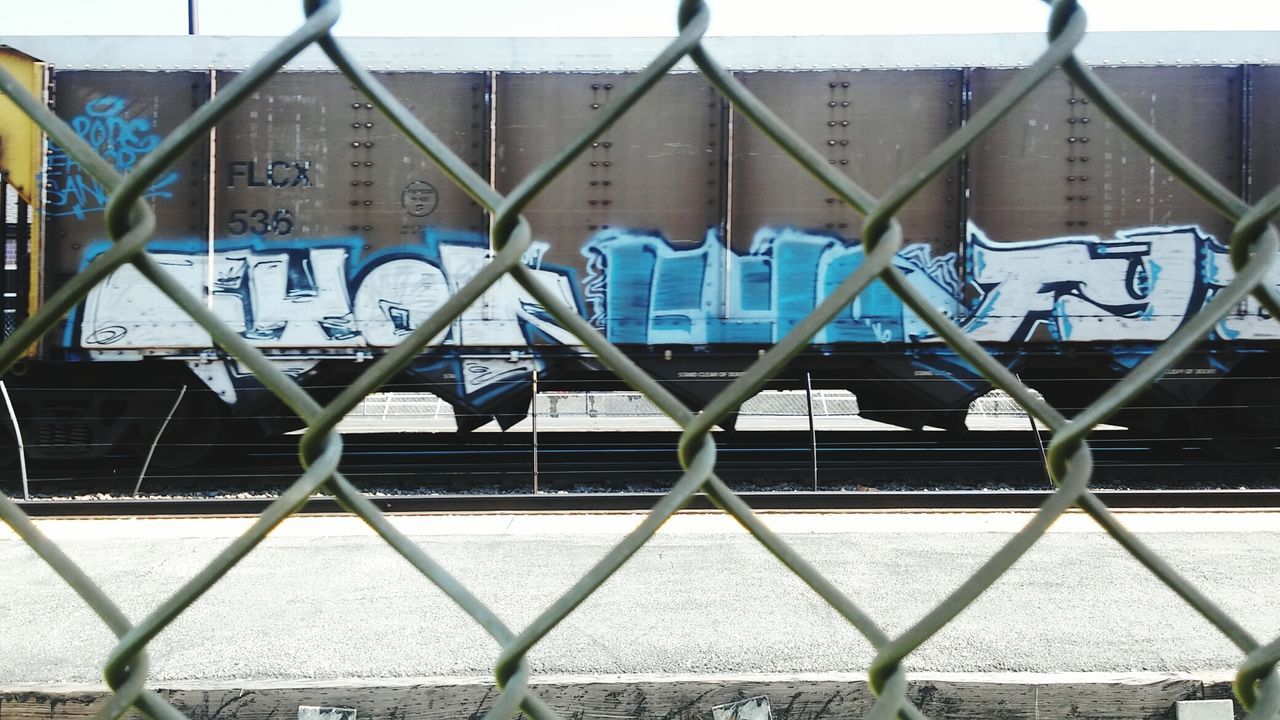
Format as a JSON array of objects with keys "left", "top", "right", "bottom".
[{"left": 12, "top": 489, "right": 1280, "bottom": 517}]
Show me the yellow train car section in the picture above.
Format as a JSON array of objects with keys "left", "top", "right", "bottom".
[
  {"left": 0, "top": 44, "right": 45, "bottom": 353},
  {"left": 0, "top": 46, "right": 45, "bottom": 355}
]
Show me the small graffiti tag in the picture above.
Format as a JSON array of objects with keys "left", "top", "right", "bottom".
[{"left": 45, "top": 96, "right": 180, "bottom": 219}]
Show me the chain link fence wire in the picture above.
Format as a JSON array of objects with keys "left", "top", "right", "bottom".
[{"left": 2, "top": 0, "right": 1279, "bottom": 717}]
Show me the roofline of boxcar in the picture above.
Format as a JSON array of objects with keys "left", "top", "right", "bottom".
[{"left": 2, "top": 32, "right": 1280, "bottom": 72}]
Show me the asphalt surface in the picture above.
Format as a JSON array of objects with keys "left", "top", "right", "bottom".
[{"left": 2, "top": 512, "right": 1278, "bottom": 684}]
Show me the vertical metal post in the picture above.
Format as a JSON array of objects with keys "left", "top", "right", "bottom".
[
  {"left": 0, "top": 380, "right": 30, "bottom": 500},
  {"left": 135, "top": 385, "right": 188, "bottom": 496},
  {"left": 805, "top": 371, "right": 817, "bottom": 491},
  {"left": 1015, "top": 375, "right": 1052, "bottom": 485},
  {"left": 187, "top": 0, "right": 199, "bottom": 35},
  {"left": 531, "top": 367, "right": 539, "bottom": 494}
]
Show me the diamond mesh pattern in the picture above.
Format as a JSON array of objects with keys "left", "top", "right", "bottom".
[{"left": 1, "top": 1, "right": 1279, "bottom": 718}]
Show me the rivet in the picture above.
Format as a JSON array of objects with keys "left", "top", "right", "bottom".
[
  {"left": 602, "top": 141, "right": 612, "bottom": 148},
  {"left": 363, "top": 200, "right": 372, "bottom": 206},
  {"left": 839, "top": 140, "right": 848, "bottom": 146},
  {"left": 349, "top": 200, "right": 359, "bottom": 206},
  {"left": 1068, "top": 176, "right": 1076, "bottom": 181},
  {"left": 590, "top": 103, "right": 600, "bottom": 109},
  {"left": 828, "top": 121, "right": 837, "bottom": 127},
  {"left": 365, "top": 122, "right": 373, "bottom": 128},
  {"left": 602, "top": 199, "right": 611, "bottom": 206},
  {"left": 828, "top": 101, "right": 837, "bottom": 107},
  {"left": 591, "top": 83, "right": 600, "bottom": 89},
  {"left": 1080, "top": 176, "right": 1088, "bottom": 181},
  {"left": 364, "top": 103, "right": 373, "bottom": 109},
  {"left": 351, "top": 141, "right": 362, "bottom": 148},
  {"left": 365, "top": 161, "right": 374, "bottom": 166},
  {"left": 350, "top": 180, "right": 360, "bottom": 186},
  {"left": 827, "top": 139, "right": 837, "bottom": 146},
  {"left": 362, "top": 225, "right": 372, "bottom": 231},
  {"left": 589, "top": 200, "right": 598, "bottom": 205},
  {"left": 1068, "top": 156, "right": 1077, "bottom": 162},
  {"left": 603, "top": 161, "right": 612, "bottom": 167},
  {"left": 839, "top": 159, "right": 848, "bottom": 164},
  {"left": 604, "top": 83, "right": 613, "bottom": 90},
  {"left": 589, "top": 180, "right": 599, "bottom": 186},
  {"left": 1079, "top": 137, "right": 1090, "bottom": 143},
  {"left": 828, "top": 81, "right": 838, "bottom": 88},
  {"left": 1068, "top": 98, "right": 1078, "bottom": 104},
  {"left": 602, "top": 180, "right": 611, "bottom": 186},
  {"left": 840, "top": 120, "right": 849, "bottom": 126},
  {"left": 841, "top": 81, "right": 850, "bottom": 88},
  {"left": 365, "top": 141, "right": 374, "bottom": 147},
  {"left": 1068, "top": 118, "right": 1077, "bottom": 124},
  {"left": 364, "top": 180, "right": 373, "bottom": 186},
  {"left": 840, "top": 101, "right": 849, "bottom": 107},
  {"left": 351, "top": 161, "right": 360, "bottom": 167},
  {"left": 352, "top": 122, "right": 363, "bottom": 129},
  {"left": 1079, "top": 117, "right": 1089, "bottom": 124},
  {"left": 588, "top": 224, "right": 598, "bottom": 230},
  {"left": 349, "top": 225, "right": 360, "bottom": 231},
  {"left": 352, "top": 102, "right": 361, "bottom": 109},
  {"left": 590, "top": 161, "right": 599, "bottom": 167},
  {"left": 825, "top": 223, "right": 835, "bottom": 229}
]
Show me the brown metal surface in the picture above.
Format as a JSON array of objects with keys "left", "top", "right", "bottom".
[
  {"left": 494, "top": 72, "right": 724, "bottom": 278},
  {"left": 1249, "top": 67, "right": 1280, "bottom": 205},
  {"left": 212, "top": 71, "right": 488, "bottom": 251},
  {"left": 967, "top": 66, "right": 1242, "bottom": 245},
  {"left": 729, "top": 70, "right": 964, "bottom": 256},
  {"left": 45, "top": 71, "right": 209, "bottom": 280}
]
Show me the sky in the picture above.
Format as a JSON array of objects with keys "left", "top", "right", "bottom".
[{"left": 1, "top": 0, "right": 1280, "bottom": 36}]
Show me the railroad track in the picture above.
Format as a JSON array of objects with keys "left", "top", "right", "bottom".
[
  {"left": 12, "top": 488, "right": 1280, "bottom": 517},
  {"left": 9, "top": 430, "right": 1278, "bottom": 492}
]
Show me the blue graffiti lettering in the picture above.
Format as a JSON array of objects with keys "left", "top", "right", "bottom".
[
  {"left": 45, "top": 96, "right": 180, "bottom": 219},
  {"left": 581, "top": 222, "right": 1280, "bottom": 344},
  {"left": 582, "top": 226, "right": 961, "bottom": 345}
]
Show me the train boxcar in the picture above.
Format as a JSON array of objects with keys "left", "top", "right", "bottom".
[{"left": 0, "top": 33, "right": 1278, "bottom": 461}]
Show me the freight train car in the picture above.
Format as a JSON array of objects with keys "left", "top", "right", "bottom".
[{"left": 1, "top": 33, "right": 1278, "bottom": 463}]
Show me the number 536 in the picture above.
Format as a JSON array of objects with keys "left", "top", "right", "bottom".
[{"left": 228, "top": 208, "right": 294, "bottom": 236}]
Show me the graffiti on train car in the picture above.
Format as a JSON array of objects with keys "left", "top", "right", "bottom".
[
  {"left": 581, "top": 226, "right": 962, "bottom": 345},
  {"left": 967, "top": 223, "right": 1205, "bottom": 342},
  {"left": 579, "top": 223, "right": 1279, "bottom": 344},
  {"left": 75, "top": 232, "right": 584, "bottom": 400},
  {"left": 45, "top": 96, "right": 181, "bottom": 219},
  {"left": 74, "top": 223, "right": 1280, "bottom": 365}
]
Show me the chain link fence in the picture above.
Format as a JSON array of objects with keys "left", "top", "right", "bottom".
[{"left": 2, "top": 1, "right": 1279, "bottom": 718}]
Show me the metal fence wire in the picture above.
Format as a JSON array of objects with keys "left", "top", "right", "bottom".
[{"left": 2, "top": 1, "right": 1279, "bottom": 718}]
